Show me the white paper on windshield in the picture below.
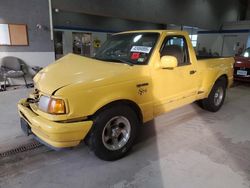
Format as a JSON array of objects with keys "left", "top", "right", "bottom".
[{"left": 131, "top": 46, "right": 152, "bottom": 53}]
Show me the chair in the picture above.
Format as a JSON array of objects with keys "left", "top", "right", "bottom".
[
  {"left": 0, "top": 72, "right": 4, "bottom": 91},
  {"left": 0, "top": 56, "right": 28, "bottom": 90}
]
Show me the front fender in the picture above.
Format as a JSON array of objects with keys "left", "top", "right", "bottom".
[{"left": 56, "top": 78, "right": 153, "bottom": 122}]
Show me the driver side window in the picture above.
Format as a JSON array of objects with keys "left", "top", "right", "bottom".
[{"left": 160, "top": 36, "right": 190, "bottom": 66}]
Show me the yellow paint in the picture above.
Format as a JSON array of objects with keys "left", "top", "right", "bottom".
[
  {"left": 18, "top": 99, "right": 92, "bottom": 148},
  {"left": 18, "top": 30, "right": 234, "bottom": 149}
]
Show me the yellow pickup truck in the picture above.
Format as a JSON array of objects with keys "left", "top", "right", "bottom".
[{"left": 18, "top": 30, "right": 234, "bottom": 160}]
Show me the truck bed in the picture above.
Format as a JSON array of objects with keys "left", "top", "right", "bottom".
[{"left": 196, "top": 55, "right": 224, "bottom": 60}]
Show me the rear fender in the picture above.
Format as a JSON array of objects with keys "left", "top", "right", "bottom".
[{"left": 200, "top": 70, "right": 230, "bottom": 98}]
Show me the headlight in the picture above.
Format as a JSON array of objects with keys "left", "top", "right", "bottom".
[
  {"left": 38, "top": 96, "right": 50, "bottom": 112},
  {"left": 38, "top": 95, "right": 66, "bottom": 114}
]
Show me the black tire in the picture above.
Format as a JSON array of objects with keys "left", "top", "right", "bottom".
[
  {"left": 86, "top": 105, "right": 138, "bottom": 161},
  {"left": 195, "top": 100, "right": 203, "bottom": 108},
  {"left": 200, "top": 78, "right": 227, "bottom": 112}
]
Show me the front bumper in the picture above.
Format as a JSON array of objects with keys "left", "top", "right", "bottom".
[
  {"left": 234, "top": 75, "right": 250, "bottom": 82},
  {"left": 234, "top": 67, "right": 250, "bottom": 82},
  {"left": 18, "top": 99, "right": 93, "bottom": 149}
]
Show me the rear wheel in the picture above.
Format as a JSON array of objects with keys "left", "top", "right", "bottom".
[
  {"left": 200, "top": 78, "right": 227, "bottom": 112},
  {"left": 87, "top": 105, "right": 138, "bottom": 161}
]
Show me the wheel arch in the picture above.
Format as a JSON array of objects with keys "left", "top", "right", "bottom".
[
  {"left": 215, "top": 74, "right": 228, "bottom": 87},
  {"left": 90, "top": 99, "right": 143, "bottom": 125}
]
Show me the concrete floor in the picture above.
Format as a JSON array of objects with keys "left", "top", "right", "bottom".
[
  {"left": 0, "top": 88, "right": 32, "bottom": 153},
  {"left": 0, "top": 83, "right": 250, "bottom": 188}
]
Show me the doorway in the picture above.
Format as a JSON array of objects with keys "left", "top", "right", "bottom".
[
  {"left": 72, "top": 32, "right": 92, "bottom": 57},
  {"left": 54, "top": 31, "right": 63, "bottom": 59}
]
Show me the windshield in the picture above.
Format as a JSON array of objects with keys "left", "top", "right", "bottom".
[
  {"left": 241, "top": 48, "right": 250, "bottom": 58},
  {"left": 95, "top": 32, "right": 159, "bottom": 65}
]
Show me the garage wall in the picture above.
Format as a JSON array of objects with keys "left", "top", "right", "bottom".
[
  {"left": 0, "top": 0, "right": 55, "bottom": 67},
  {"left": 197, "top": 31, "right": 249, "bottom": 56},
  {"left": 197, "top": 34, "right": 223, "bottom": 55},
  {"left": 197, "top": 21, "right": 250, "bottom": 56},
  {"left": 197, "top": 33, "right": 249, "bottom": 56},
  {"left": 52, "top": 0, "right": 241, "bottom": 29}
]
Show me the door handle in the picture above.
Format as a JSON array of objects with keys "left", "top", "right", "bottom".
[{"left": 190, "top": 70, "right": 197, "bottom": 75}]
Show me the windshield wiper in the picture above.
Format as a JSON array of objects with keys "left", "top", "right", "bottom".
[
  {"left": 112, "top": 57, "right": 134, "bottom": 66},
  {"left": 95, "top": 57, "right": 134, "bottom": 66}
]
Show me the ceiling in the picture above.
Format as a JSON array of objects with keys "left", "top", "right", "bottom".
[{"left": 52, "top": 0, "right": 248, "bottom": 29}]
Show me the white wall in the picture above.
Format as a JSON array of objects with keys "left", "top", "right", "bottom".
[
  {"left": 197, "top": 21, "right": 250, "bottom": 56},
  {"left": 0, "top": 52, "right": 55, "bottom": 67},
  {"left": 197, "top": 34, "right": 223, "bottom": 55},
  {"left": 0, "top": 52, "right": 55, "bottom": 85},
  {"left": 197, "top": 33, "right": 249, "bottom": 56}
]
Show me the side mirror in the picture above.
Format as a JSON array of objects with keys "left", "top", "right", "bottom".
[{"left": 160, "top": 56, "right": 178, "bottom": 69}]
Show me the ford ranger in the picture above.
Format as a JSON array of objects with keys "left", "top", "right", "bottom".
[{"left": 18, "top": 30, "right": 234, "bottom": 160}]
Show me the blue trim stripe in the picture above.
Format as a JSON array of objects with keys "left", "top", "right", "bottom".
[
  {"left": 54, "top": 26, "right": 250, "bottom": 34},
  {"left": 53, "top": 25, "right": 120, "bottom": 33},
  {"left": 198, "top": 29, "right": 250, "bottom": 34}
]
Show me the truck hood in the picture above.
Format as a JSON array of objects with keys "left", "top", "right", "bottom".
[{"left": 34, "top": 54, "right": 135, "bottom": 94}]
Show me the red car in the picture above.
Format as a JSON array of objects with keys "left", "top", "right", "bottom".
[{"left": 234, "top": 47, "right": 250, "bottom": 82}]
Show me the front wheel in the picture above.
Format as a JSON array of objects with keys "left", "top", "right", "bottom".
[
  {"left": 200, "top": 79, "right": 227, "bottom": 112},
  {"left": 87, "top": 105, "right": 138, "bottom": 161}
]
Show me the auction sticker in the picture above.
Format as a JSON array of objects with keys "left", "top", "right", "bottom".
[{"left": 131, "top": 46, "right": 152, "bottom": 53}]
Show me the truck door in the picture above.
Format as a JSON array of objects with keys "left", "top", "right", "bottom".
[{"left": 152, "top": 35, "right": 198, "bottom": 115}]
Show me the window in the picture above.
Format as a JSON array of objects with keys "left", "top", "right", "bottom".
[
  {"left": 189, "top": 34, "right": 197, "bottom": 47},
  {"left": 95, "top": 32, "right": 159, "bottom": 65},
  {"left": 160, "top": 36, "right": 190, "bottom": 66},
  {"left": 0, "top": 24, "right": 28, "bottom": 46},
  {"left": 54, "top": 31, "right": 63, "bottom": 59},
  {"left": 0, "top": 24, "right": 10, "bottom": 45}
]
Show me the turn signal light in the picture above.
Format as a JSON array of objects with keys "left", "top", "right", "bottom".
[{"left": 48, "top": 98, "right": 66, "bottom": 114}]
